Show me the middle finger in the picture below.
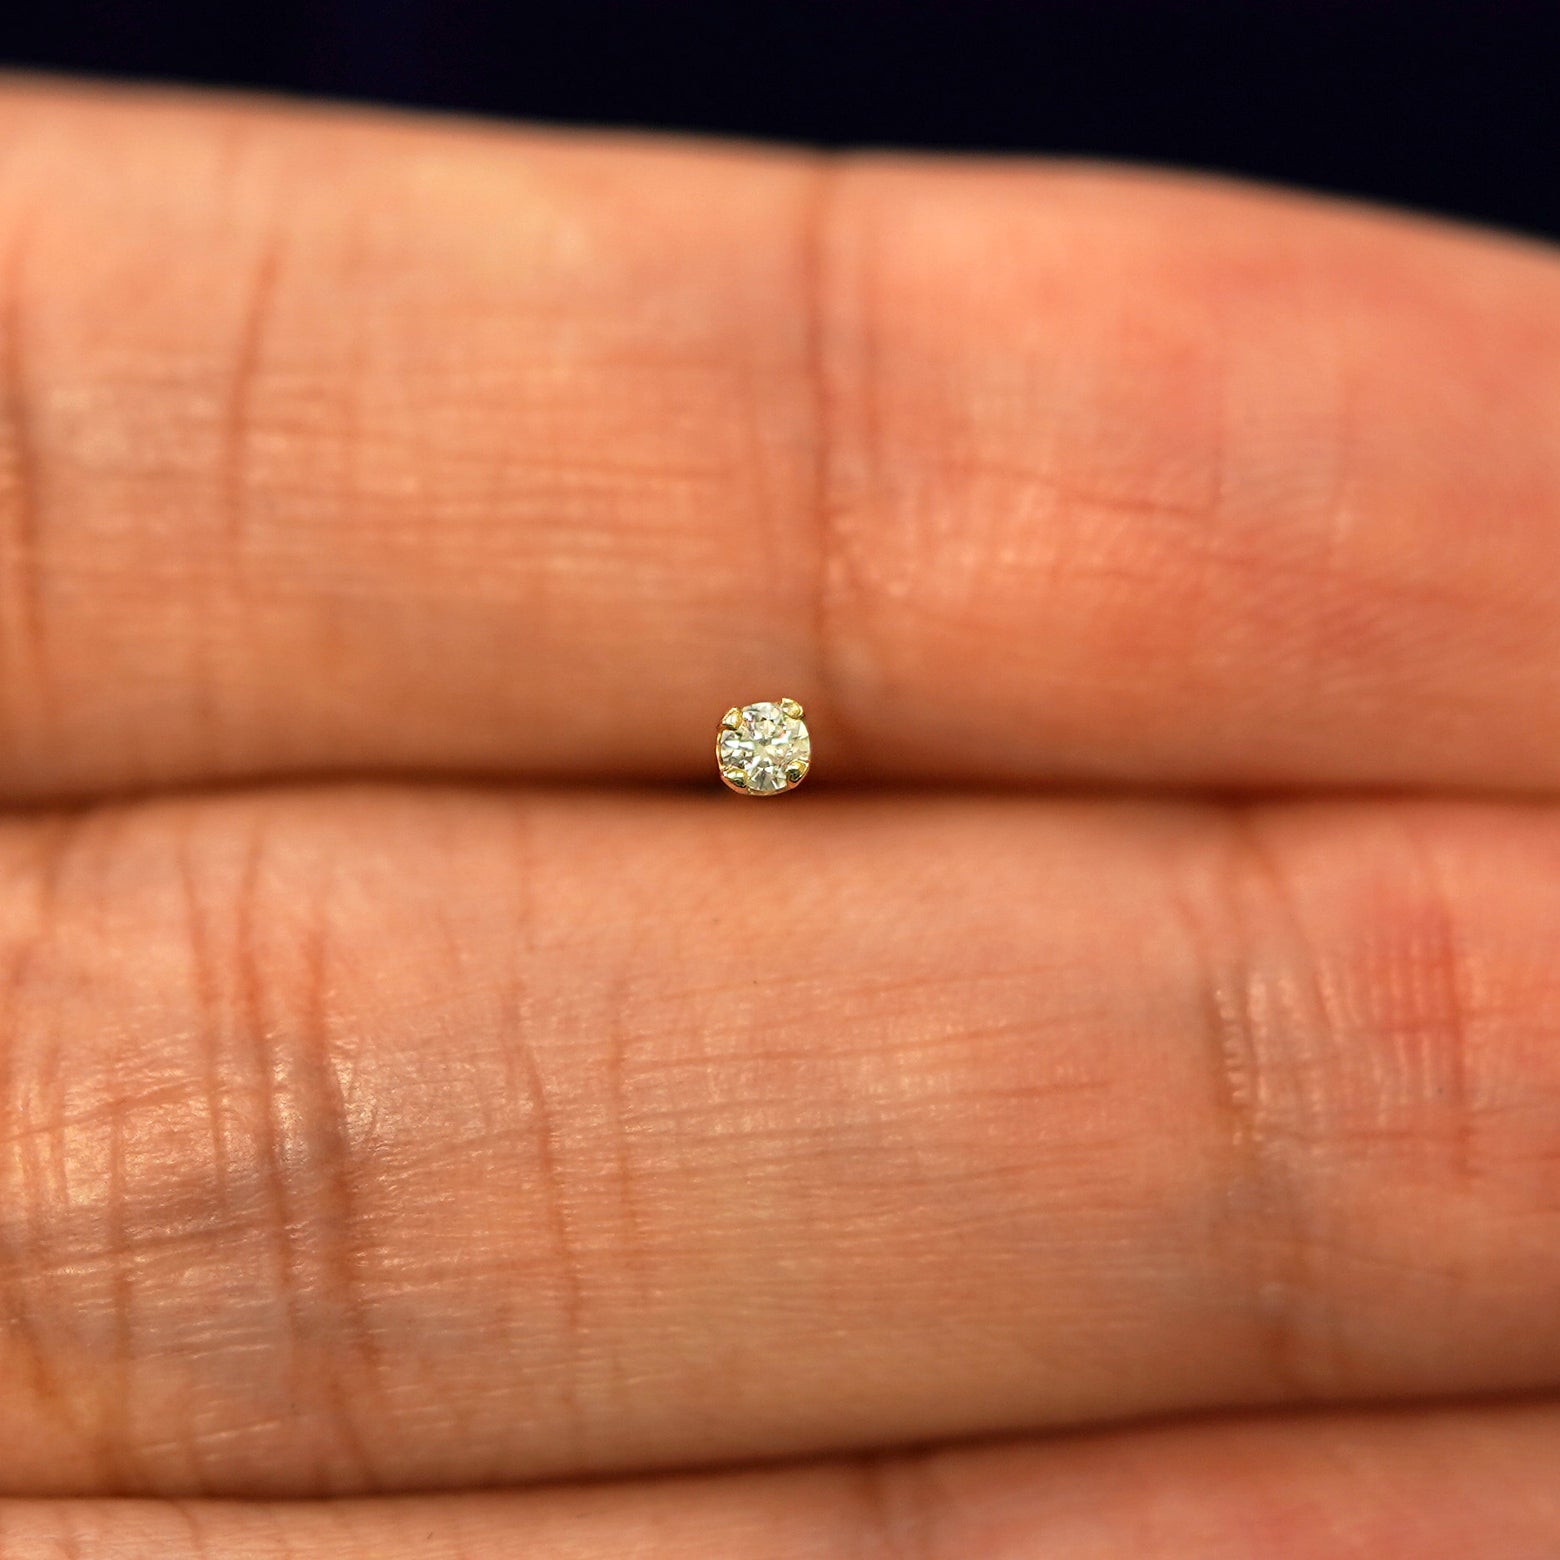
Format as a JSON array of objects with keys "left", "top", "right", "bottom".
[{"left": 1, "top": 788, "right": 1558, "bottom": 1495}]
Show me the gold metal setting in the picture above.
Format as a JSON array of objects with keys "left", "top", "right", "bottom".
[{"left": 717, "top": 698, "right": 810, "bottom": 797}]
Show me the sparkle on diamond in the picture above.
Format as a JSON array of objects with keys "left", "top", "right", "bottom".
[{"left": 718, "top": 701, "right": 810, "bottom": 794}]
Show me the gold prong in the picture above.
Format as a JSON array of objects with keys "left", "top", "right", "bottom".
[
  {"left": 784, "top": 762, "right": 807, "bottom": 786},
  {"left": 720, "top": 768, "right": 748, "bottom": 791},
  {"left": 779, "top": 697, "right": 803, "bottom": 720},
  {"left": 721, "top": 706, "right": 743, "bottom": 729}
]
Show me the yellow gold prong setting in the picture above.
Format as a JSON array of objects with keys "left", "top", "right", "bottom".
[{"left": 716, "top": 698, "right": 811, "bottom": 797}]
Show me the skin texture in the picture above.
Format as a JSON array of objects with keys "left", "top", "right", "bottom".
[
  {"left": 3, "top": 1408, "right": 1560, "bottom": 1559},
  {"left": 1, "top": 87, "right": 1560, "bottom": 796},
  {"left": 0, "top": 79, "right": 1557, "bottom": 1553},
  {"left": 4, "top": 789, "right": 1560, "bottom": 1498}
]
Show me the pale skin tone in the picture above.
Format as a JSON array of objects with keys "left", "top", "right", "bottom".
[{"left": 0, "top": 77, "right": 1558, "bottom": 1556}]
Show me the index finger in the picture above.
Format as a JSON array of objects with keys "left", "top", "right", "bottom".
[{"left": 3, "top": 83, "right": 1560, "bottom": 798}]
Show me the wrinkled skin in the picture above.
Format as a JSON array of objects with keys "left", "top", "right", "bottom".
[{"left": 0, "top": 80, "right": 1559, "bottom": 1557}]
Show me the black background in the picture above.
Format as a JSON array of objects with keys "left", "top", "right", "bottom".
[{"left": 3, "top": 0, "right": 1558, "bottom": 239}]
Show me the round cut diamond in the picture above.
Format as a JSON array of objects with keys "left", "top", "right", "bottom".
[{"left": 717, "top": 699, "right": 810, "bottom": 795}]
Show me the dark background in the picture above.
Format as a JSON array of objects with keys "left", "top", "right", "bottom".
[{"left": 3, "top": 0, "right": 1558, "bottom": 239}]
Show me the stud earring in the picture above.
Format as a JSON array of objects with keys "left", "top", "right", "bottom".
[{"left": 716, "top": 698, "right": 810, "bottom": 796}]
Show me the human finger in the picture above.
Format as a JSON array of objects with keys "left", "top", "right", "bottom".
[
  {"left": 2, "top": 790, "right": 1559, "bottom": 1493},
  {"left": 2, "top": 86, "right": 1560, "bottom": 795},
  {"left": 2, "top": 1404, "right": 1559, "bottom": 1556}
]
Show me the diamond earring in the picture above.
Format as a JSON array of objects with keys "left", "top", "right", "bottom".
[{"left": 717, "top": 698, "right": 810, "bottom": 795}]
